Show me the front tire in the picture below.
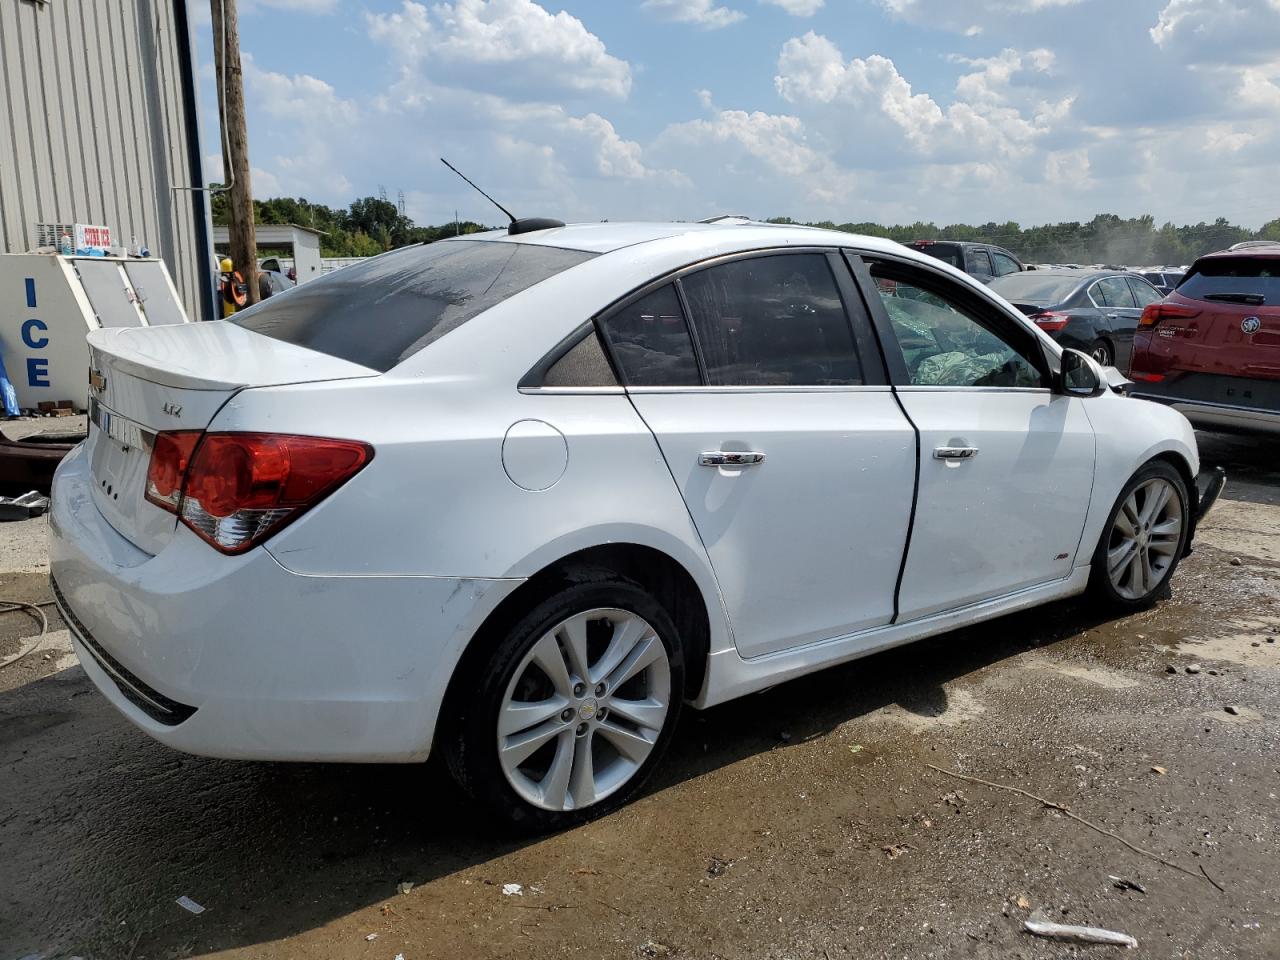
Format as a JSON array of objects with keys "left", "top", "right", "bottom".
[
  {"left": 443, "top": 574, "right": 684, "bottom": 832},
  {"left": 1089, "top": 461, "right": 1189, "bottom": 610}
]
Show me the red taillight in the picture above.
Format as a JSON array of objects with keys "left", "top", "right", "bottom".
[
  {"left": 1139, "top": 303, "right": 1200, "bottom": 328},
  {"left": 145, "top": 432, "right": 373, "bottom": 554},
  {"left": 1130, "top": 371, "right": 1166, "bottom": 382},
  {"left": 1032, "top": 310, "right": 1071, "bottom": 332},
  {"left": 145, "top": 431, "right": 202, "bottom": 512}
]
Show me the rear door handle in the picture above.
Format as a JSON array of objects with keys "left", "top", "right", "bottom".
[
  {"left": 700, "top": 451, "right": 766, "bottom": 467},
  {"left": 934, "top": 446, "right": 979, "bottom": 461}
]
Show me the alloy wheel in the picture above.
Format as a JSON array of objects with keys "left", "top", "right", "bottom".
[
  {"left": 1106, "top": 477, "right": 1183, "bottom": 600},
  {"left": 497, "top": 608, "right": 671, "bottom": 812},
  {"left": 1091, "top": 343, "right": 1113, "bottom": 366}
]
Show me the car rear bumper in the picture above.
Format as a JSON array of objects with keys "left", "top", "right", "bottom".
[
  {"left": 1153, "top": 398, "right": 1280, "bottom": 435},
  {"left": 48, "top": 443, "right": 521, "bottom": 763},
  {"left": 1129, "top": 380, "right": 1280, "bottom": 435}
]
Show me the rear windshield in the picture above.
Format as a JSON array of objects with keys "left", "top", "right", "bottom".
[
  {"left": 910, "top": 242, "right": 963, "bottom": 268},
  {"left": 1178, "top": 257, "right": 1280, "bottom": 305},
  {"left": 230, "top": 240, "right": 597, "bottom": 371},
  {"left": 988, "top": 273, "right": 1081, "bottom": 305}
]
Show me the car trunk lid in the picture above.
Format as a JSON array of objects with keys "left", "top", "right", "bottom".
[{"left": 85, "top": 322, "right": 378, "bottom": 556}]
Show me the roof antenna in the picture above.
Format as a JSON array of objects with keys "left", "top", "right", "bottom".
[{"left": 440, "top": 158, "right": 564, "bottom": 236}]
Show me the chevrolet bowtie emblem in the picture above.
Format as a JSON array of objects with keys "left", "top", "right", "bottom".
[{"left": 89, "top": 368, "right": 107, "bottom": 393}]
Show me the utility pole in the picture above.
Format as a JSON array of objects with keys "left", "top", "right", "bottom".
[{"left": 211, "top": 0, "right": 258, "bottom": 306}]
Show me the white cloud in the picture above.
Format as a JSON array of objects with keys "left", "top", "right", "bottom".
[
  {"left": 366, "top": 0, "right": 632, "bottom": 98},
  {"left": 761, "top": 0, "right": 824, "bottom": 15},
  {"left": 1151, "top": 0, "right": 1280, "bottom": 63},
  {"left": 204, "top": 0, "right": 1280, "bottom": 231},
  {"left": 1044, "top": 147, "right": 1090, "bottom": 188},
  {"left": 238, "top": 58, "right": 357, "bottom": 198},
  {"left": 652, "top": 92, "right": 854, "bottom": 206},
  {"left": 247, "top": 63, "right": 357, "bottom": 123},
  {"left": 774, "top": 32, "right": 1066, "bottom": 159},
  {"left": 642, "top": 0, "right": 746, "bottom": 29}
]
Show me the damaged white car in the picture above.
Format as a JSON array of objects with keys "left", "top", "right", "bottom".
[{"left": 50, "top": 220, "right": 1222, "bottom": 829}]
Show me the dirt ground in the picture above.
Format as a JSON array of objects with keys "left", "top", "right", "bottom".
[{"left": 1, "top": 430, "right": 1277, "bottom": 960}]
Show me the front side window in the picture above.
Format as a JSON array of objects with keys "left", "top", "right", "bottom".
[
  {"left": 869, "top": 263, "right": 1044, "bottom": 388},
  {"left": 991, "top": 252, "right": 1022, "bottom": 276},
  {"left": 231, "top": 240, "right": 596, "bottom": 372},
  {"left": 598, "top": 284, "right": 700, "bottom": 386},
  {"left": 680, "top": 253, "right": 863, "bottom": 386},
  {"left": 967, "top": 249, "right": 994, "bottom": 279}
]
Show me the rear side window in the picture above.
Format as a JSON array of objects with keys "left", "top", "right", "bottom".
[
  {"left": 1094, "top": 277, "right": 1137, "bottom": 308},
  {"left": 1178, "top": 257, "right": 1280, "bottom": 305},
  {"left": 230, "top": 240, "right": 596, "bottom": 372},
  {"left": 599, "top": 284, "right": 700, "bottom": 386},
  {"left": 680, "top": 253, "right": 863, "bottom": 386}
]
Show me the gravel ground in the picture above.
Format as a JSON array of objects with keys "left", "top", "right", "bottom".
[{"left": 1, "top": 431, "right": 1277, "bottom": 960}]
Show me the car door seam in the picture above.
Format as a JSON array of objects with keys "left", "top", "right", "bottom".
[
  {"left": 619, "top": 389, "right": 738, "bottom": 652},
  {"left": 1071, "top": 398, "right": 1102, "bottom": 566},
  {"left": 886, "top": 385, "right": 921, "bottom": 625}
]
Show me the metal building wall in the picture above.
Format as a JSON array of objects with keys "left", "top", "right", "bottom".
[{"left": 0, "top": 0, "right": 214, "bottom": 321}]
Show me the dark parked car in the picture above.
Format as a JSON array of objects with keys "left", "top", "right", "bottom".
[
  {"left": 988, "top": 269, "right": 1164, "bottom": 369},
  {"left": 1140, "top": 270, "right": 1185, "bottom": 296},
  {"left": 1129, "top": 247, "right": 1280, "bottom": 434},
  {"left": 906, "top": 240, "right": 1025, "bottom": 284}
]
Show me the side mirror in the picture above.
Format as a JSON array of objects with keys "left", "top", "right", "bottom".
[{"left": 1056, "top": 348, "right": 1105, "bottom": 398}]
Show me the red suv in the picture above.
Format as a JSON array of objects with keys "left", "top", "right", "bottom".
[{"left": 1129, "top": 244, "right": 1280, "bottom": 434}]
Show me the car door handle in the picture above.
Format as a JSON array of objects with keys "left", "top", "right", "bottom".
[
  {"left": 933, "top": 446, "right": 979, "bottom": 461},
  {"left": 699, "top": 451, "right": 766, "bottom": 467}
]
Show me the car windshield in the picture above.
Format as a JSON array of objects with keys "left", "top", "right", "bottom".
[
  {"left": 230, "top": 239, "right": 597, "bottom": 371},
  {"left": 910, "top": 243, "right": 963, "bottom": 268},
  {"left": 1178, "top": 257, "right": 1280, "bottom": 305},
  {"left": 988, "top": 273, "right": 1080, "bottom": 304}
]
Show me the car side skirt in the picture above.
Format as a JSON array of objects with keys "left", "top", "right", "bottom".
[{"left": 695, "top": 567, "right": 1090, "bottom": 708}]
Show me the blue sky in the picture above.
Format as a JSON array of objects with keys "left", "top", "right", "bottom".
[{"left": 195, "top": 0, "right": 1280, "bottom": 228}]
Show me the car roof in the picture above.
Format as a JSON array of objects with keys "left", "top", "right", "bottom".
[
  {"left": 909, "top": 239, "right": 1010, "bottom": 251},
  {"left": 1199, "top": 244, "right": 1280, "bottom": 262},
  {"left": 996, "top": 268, "right": 1123, "bottom": 280},
  {"left": 449, "top": 219, "right": 918, "bottom": 258}
]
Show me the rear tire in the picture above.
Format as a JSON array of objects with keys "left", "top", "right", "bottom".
[
  {"left": 443, "top": 573, "right": 684, "bottom": 832},
  {"left": 1089, "top": 339, "right": 1114, "bottom": 367},
  {"left": 1089, "top": 461, "right": 1189, "bottom": 611}
]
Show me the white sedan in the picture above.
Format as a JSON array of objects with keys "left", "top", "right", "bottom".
[{"left": 50, "top": 221, "right": 1222, "bottom": 830}]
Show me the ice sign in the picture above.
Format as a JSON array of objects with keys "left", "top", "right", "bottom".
[{"left": 74, "top": 223, "right": 112, "bottom": 250}]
